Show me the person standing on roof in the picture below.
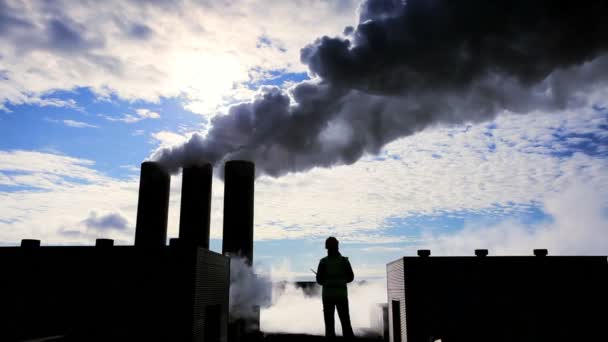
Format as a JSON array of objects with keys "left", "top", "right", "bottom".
[{"left": 316, "top": 236, "right": 355, "bottom": 339}]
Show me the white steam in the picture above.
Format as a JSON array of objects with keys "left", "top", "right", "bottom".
[
  {"left": 228, "top": 256, "right": 388, "bottom": 336},
  {"left": 260, "top": 281, "right": 387, "bottom": 336},
  {"left": 229, "top": 257, "right": 272, "bottom": 321}
]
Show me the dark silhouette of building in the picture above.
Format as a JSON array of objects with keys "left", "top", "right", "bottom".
[
  {"left": 0, "top": 160, "right": 259, "bottom": 342},
  {"left": 387, "top": 249, "right": 608, "bottom": 342}
]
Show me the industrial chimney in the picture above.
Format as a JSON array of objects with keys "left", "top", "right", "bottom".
[
  {"left": 134, "top": 161, "right": 171, "bottom": 247},
  {"left": 178, "top": 164, "right": 213, "bottom": 248},
  {"left": 222, "top": 160, "right": 255, "bottom": 264}
]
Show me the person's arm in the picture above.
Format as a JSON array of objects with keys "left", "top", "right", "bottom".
[
  {"left": 316, "top": 259, "right": 326, "bottom": 285},
  {"left": 345, "top": 257, "right": 354, "bottom": 283}
]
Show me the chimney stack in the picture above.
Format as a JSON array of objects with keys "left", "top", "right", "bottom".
[
  {"left": 534, "top": 249, "right": 548, "bottom": 257},
  {"left": 135, "top": 161, "right": 171, "bottom": 247},
  {"left": 179, "top": 164, "right": 213, "bottom": 248},
  {"left": 222, "top": 160, "right": 255, "bottom": 264}
]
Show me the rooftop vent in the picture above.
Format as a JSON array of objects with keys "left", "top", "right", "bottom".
[
  {"left": 475, "top": 249, "right": 489, "bottom": 257},
  {"left": 95, "top": 239, "right": 114, "bottom": 247},
  {"left": 417, "top": 249, "right": 431, "bottom": 257},
  {"left": 21, "top": 239, "right": 40, "bottom": 248}
]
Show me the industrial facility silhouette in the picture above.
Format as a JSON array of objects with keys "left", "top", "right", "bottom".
[
  {"left": 0, "top": 160, "right": 607, "bottom": 342},
  {"left": 0, "top": 160, "right": 255, "bottom": 342},
  {"left": 386, "top": 249, "right": 608, "bottom": 342}
]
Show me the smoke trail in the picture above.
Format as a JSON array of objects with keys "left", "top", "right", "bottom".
[{"left": 151, "top": 0, "right": 608, "bottom": 176}]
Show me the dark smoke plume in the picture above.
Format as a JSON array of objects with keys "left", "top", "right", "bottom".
[{"left": 151, "top": 0, "right": 608, "bottom": 177}]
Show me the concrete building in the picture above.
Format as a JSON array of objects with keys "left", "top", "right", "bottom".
[
  {"left": 387, "top": 249, "right": 608, "bottom": 342},
  {"left": 0, "top": 160, "right": 256, "bottom": 342}
]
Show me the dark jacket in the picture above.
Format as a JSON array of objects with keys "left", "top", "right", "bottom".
[{"left": 316, "top": 253, "right": 354, "bottom": 298}]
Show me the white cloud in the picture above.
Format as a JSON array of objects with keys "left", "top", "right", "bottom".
[
  {"left": 359, "top": 246, "right": 405, "bottom": 253},
  {"left": 0, "top": 0, "right": 358, "bottom": 115},
  {"left": 0, "top": 92, "right": 81, "bottom": 113},
  {"left": 424, "top": 181, "right": 608, "bottom": 256},
  {"left": 119, "top": 164, "right": 140, "bottom": 173},
  {"left": 0, "top": 150, "right": 136, "bottom": 244},
  {"left": 0, "top": 150, "right": 108, "bottom": 188},
  {"left": 102, "top": 108, "right": 161, "bottom": 123},
  {"left": 135, "top": 108, "right": 160, "bottom": 119},
  {"left": 150, "top": 130, "right": 189, "bottom": 147},
  {"left": 62, "top": 119, "right": 98, "bottom": 128}
]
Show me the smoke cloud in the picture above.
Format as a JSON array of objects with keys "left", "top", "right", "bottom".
[{"left": 151, "top": 0, "right": 608, "bottom": 176}]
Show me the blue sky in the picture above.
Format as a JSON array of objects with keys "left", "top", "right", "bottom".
[{"left": 1, "top": 0, "right": 608, "bottom": 281}]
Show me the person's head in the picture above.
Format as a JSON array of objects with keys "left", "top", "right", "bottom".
[{"left": 325, "top": 236, "right": 339, "bottom": 252}]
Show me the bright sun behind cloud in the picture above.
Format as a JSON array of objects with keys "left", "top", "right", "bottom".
[{"left": 168, "top": 52, "right": 250, "bottom": 116}]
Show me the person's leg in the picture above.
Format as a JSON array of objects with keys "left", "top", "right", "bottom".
[
  {"left": 323, "top": 298, "right": 336, "bottom": 338},
  {"left": 336, "top": 297, "right": 354, "bottom": 338}
]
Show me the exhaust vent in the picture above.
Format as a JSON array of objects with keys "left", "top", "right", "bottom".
[
  {"left": 96, "top": 239, "right": 114, "bottom": 247},
  {"left": 475, "top": 249, "right": 489, "bottom": 257},
  {"left": 21, "top": 239, "right": 40, "bottom": 248},
  {"left": 417, "top": 249, "right": 431, "bottom": 258}
]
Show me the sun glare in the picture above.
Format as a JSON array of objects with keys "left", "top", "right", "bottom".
[{"left": 169, "top": 52, "right": 250, "bottom": 116}]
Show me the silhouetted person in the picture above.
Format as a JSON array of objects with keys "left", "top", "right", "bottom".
[{"left": 316, "top": 237, "right": 355, "bottom": 339}]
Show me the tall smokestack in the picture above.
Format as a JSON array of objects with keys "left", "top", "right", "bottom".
[
  {"left": 222, "top": 160, "right": 255, "bottom": 264},
  {"left": 178, "top": 164, "right": 213, "bottom": 248},
  {"left": 134, "top": 161, "right": 171, "bottom": 247}
]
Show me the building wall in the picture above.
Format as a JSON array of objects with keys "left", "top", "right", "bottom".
[
  {"left": 387, "top": 255, "right": 608, "bottom": 342},
  {"left": 193, "top": 248, "right": 230, "bottom": 342},
  {"left": 387, "top": 258, "right": 405, "bottom": 342},
  {"left": 0, "top": 245, "right": 229, "bottom": 342}
]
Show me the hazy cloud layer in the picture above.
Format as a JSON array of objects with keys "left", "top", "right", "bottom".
[
  {"left": 424, "top": 182, "right": 608, "bottom": 256},
  {"left": 0, "top": 0, "right": 357, "bottom": 112},
  {"left": 152, "top": 0, "right": 608, "bottom": 176},
  {"left": 2, "top": 108, "right": 606, "bottom": 249}
]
